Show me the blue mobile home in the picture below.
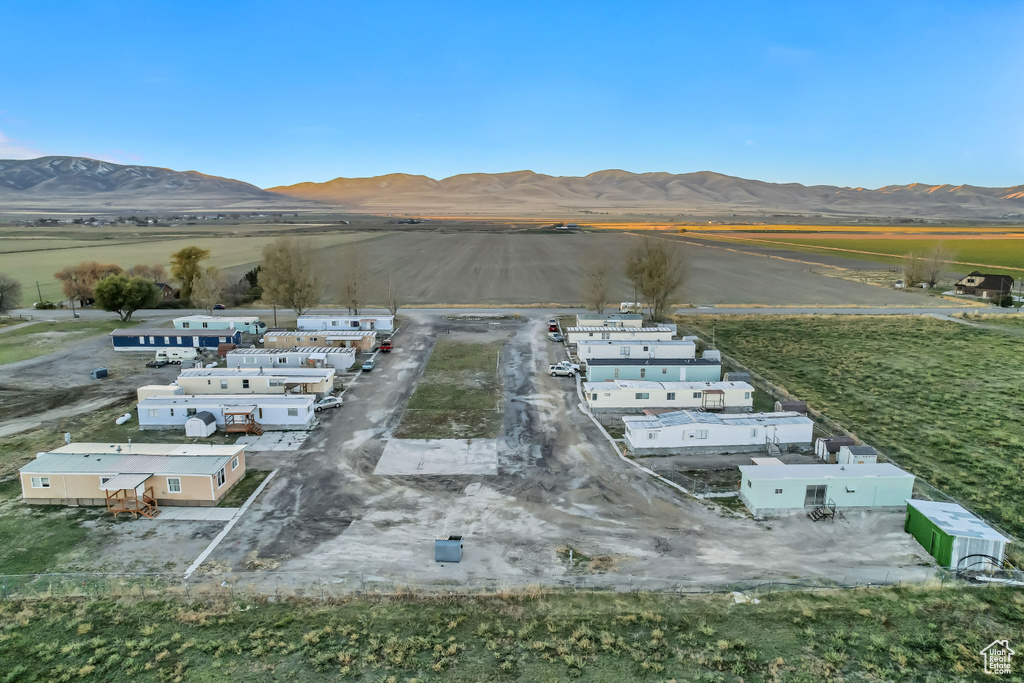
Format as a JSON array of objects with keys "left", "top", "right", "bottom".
[
  {"left": 585, "top": 358, "right": 721, "bottom": 382},
  {"left": 110, "top": 328, "right": 241, "bottom": 351}
]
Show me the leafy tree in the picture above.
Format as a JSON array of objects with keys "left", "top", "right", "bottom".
[
  {"left": 259, "top": 237, "right": 323, "bottom": 315},
  {"left": 341, "top": 247, "right": 363, "bottom": 314},
  {"left": 243, "top": 265, "right": 261, "bottom": 289},
  {"left": 190, "top": 268, "right": 225, "bottom": 315},
  {"left": 170, "top": 246, "right": 211, "bottom": 302},
  {"left": 54, "top": 262, "right": 123, "bottom": 306},
  {"left": 0, "top": 274, "right": 22, "bottom": 314},
  {"left": 387, "top": 272, "right": 400, "bottom": 318},
  {"left": 624, "top": 237, "right": 688, "bottom": 321},
  {"left": 579, "top": 248, "right": 609, "bottom": 313},
  {"left": 903, "top": 254, "right": 925, "bottom": 288},
  {"left": 93, "top": 274, "right": 160, "bottom": 321}
]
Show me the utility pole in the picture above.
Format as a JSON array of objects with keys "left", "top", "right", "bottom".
[{"left": 36, "top": 281, "right": 43, "bottom": 304}]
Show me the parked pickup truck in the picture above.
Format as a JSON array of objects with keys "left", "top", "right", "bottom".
[
  {"left": 548, "top": 362, "right": 577, "bottom": 377},
  {"left": 380, "top": 337, "right": 393, "bottom": 352}
]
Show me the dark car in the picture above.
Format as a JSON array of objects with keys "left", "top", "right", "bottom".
[
  {"left": 213, "top": 303, "right": 226, "bottom": 310},
  {"left": 548, "top": 323, "right": 559, "bottom": 332},
  {"left": 145, "top": 359, "right": 169, "bottom": 368}
]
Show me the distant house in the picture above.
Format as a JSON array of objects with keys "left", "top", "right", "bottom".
[
  {"left": 954, "top": 271, "right": 1014, "bottom": 299},
  {"left": 154, "top": 282, "right": 179, "bottom": 300}
]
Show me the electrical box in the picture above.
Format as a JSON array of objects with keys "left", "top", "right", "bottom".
[{"left": 434, "top": 535, "right": 463, "bottom": 563}]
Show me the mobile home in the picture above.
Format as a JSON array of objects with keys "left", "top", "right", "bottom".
[
  {"left": 175, "top": 367, "right": 335, "bottom": 396},
  {"left": 174, "top": 315, "right": 266, "bottom": 335},
  {"left": 110, "top": 328, "right": 240, "bottom": 351},
  {"left": 226, "top": 347, "right": 357, "bottom": 371},
  {"left": 585, "top": 357, "right": 722, "bottom": 382},
  {"left": 297, "top": 313, "right": 394, "bottom": 332},
  {"left": 565, "top": 326, "right": 674, "bottom": 346},
  {"left": 576, "top": 339, "right": 696, "bottom": 362},
  {"left": 575, "top": 313, "right": 644, "bottom": 328},
  {"left": 623, "top": 410, "right": 814, "bottom": 455},
  {"left": 738, "top": 463, "right": 915, "bottom": 517},
  {"left": 262, "top": 330, "right": 377, "bottom": 351},
  {"left": 583, "top": 380, "right": 754, "bottom": 414},
  {"left": 137, "top": 394, "right": 316, "bottom": 431},
  {"left": 905, "top": 500, "right": 1011, "bottom": 570},
  {"left": 19, "top": 442, "right": 247, "bottom": 507}
]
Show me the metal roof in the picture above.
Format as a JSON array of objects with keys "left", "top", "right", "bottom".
[
  {"left": 906, "top": 500, "right": 1011, "bottom": 542},
  {"left": 567, "top": 326, "right": 674, "bottom": 333},
  {"left": 49, "top": 443, "right": 245, "bottom": 457},
  {"left": 264, "top": 330, "right": 371, "bottom": 339},
  {"left": 188, "top": 411, "right": 217, "bottom": 425},
  {"left": 174, "top": 315, "right": 261, "bottom": 323},
  {"left": 583, "top": 380, "right": 753, "bottom": 392},
  {"left": 111, "top": 328, "right": 238, "bottom": 337},
  {"left": 577, "top": 339, "right": 695, "bottom": 346},
  {"left": 624, "top": 410, "right": 812, "bottom": 429},
  {"left": 577, "top": 313, "right": 644, "bottom": 320},
  {"left": 99, "top": 473, "right": 152, "bottom": 491},
  {"left": 844, "top": 446, "right": 878, "bottom": 455},
  {"left": 739, "top": 463, "right": 913, "bottom": 480},
  {"left": 586, "top": 358, "right": 720, "bottom": 367},
  {"left": 138, "top": 394, "right": 313, "bottom": 407},
  {"left": 178, "top": 367, "right": 333, "bottom": 379},
  {"left": 21, "top": 452, "right": 233, "bottom": 476},
  {"left": 297, "top": 313, "right": 394, "bottom": 321},
  {"left": 228, "top": 347, "right": 354, "bottom": 355}
]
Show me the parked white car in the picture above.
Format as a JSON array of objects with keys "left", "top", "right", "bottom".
[
  {"left": 548, "top": 363, "right": 576, "bottom": 377},
  {"left": 315, "top": 396, "right": 343, "bottom": 412}
]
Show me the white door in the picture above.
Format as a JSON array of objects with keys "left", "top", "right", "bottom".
[{"left": 192, "top": 336, "right": 200, "bottom": 347}]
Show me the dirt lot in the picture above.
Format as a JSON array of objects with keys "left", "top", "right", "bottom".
[{"left": 51, "top": 309, "right": 928, "bottom": 587}]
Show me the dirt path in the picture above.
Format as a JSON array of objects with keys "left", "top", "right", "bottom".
[
  {"left": 0, "top": 395, "right": 123, "bottom": 438},
  {"left": 0, "top": 321, "right": 39, "bottom": 335}
]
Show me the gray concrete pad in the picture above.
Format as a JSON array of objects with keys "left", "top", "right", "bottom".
[
  {"left": 236, "top": 431, "right": 310, "bottom": 451},
  {"left": 156, "top": 507, "right": 239, "bottom": 521},
  {"left": 374, "top": 438, "right": 499, "bottom": 475}
]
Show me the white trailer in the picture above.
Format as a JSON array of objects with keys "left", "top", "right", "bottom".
[
  {"left": 623, "top": 410, "right": 814, "bottom": 456},
  {"left": 576, "top": 339, "right": 696, "bottom": 362},
  {"left": 583, "top": 380, "right": 754, "bottom": 414}
]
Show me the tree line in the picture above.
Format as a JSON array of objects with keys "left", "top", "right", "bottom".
[{"left": 578, "top": 236, "right": 689, "bottom": 321}]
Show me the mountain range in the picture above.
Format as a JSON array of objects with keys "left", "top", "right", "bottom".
[{"left": 2, "top": 156, "right": 1022, "bottom": 219}]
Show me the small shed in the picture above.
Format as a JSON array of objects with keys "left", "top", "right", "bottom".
[
  {"left": 814, "top": 436, "right": 856, "bottom": 463},
  {"left": 905, "top": 500, "right": 1011, "bottom": 570},
  {"left": 185, "top": 411, "right": 217, "bottom": 437},
  {"left": 774, "top": 400, "right": 808, "bottom": 414},
  {"left": 837, "top": 445, "right": 877, "bottom": 465},
  {"left": 435, "top": 535, "right": 464, "bottom": 563},
  {"left": 724, "top": 372, "right": 751, "bottom": 382}
]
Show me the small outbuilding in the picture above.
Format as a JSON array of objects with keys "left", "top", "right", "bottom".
[
  {"left": 774, "top": 400, "right": 808, "bottom": 414},
  {"left": 184, "top": 411, "right": 217, "bottom": 437},
  {"left": 837, "top": 445, "right": 878, "bottom": 464},
  {"left": 814, "top": 436, "right": 857, "bottom": 463},
  {"left": 905, "top": 500, "right": 1011, "bottom": 570}
]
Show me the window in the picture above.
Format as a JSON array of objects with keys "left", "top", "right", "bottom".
[
  {"left": 177, "top": 337, "right": 183, "bottom": 344},
  {"left": 297, "top": 337, "right": 305, "bottom": 342},
  {"left": 139, "top": 336, "right": 145, "bottom": 343},
  {"left": 695, "top": 430, "right": 708, "bottom": 439},
  {"left": 601, "top": 332, "right": 610, "bottom": 339},
  {"left": 277, "top": 357, "right": 287, "bottom": 364},
  {"left": 331, "top": 320, "right": 339, "bottom": 326},
  {"left": 167, "top": 478, "right": 182, "bottom": 493},
  {"left": 640, "top": 369, "right": 646, "bottom": 378},
  {"left": 750, "top": 428, "right": 758, "bottom": 438},
  {"left": 269, "top": 379, "right": 282, "bottom": 387},
  {"left": 182, "top": 322, "right": 191, "bottom": 329},
  {"left": 30, "top": 476, "right": 50, "bottom": 488},
  {"left": 588, "top": 332, "right": 594, "bottom": 337},
  {"left": 666, "top": 392, "right": 675, "bottom": 401},
  {"left": 692, "top": 392, "right": 701, "bottom": 399},
  {"left": 216, "top": 469, "right": 226, "bottom": 487},
  {"left": 647, "top": 432, "right": 657, "bottom": 440},
  {"left": 169, "top": 408, "right": 175, "bottom": 417},
  {"left": 148, "top": 408, "right": 159, "bottom": 418},
  {"left": 747, "top": 480, "right": 751, "bottom": 488},
  {"left": 744, "top": 392, "right": 751, "bottom": 399},
  {"left": 163, "top": 336, "right": 170, "bottom": 344},
  {"left": 775, "top": 488, "right": 783, "bottom": 495},
  {"left": 244, "top": 357, "right": 256, "bottom": 364},
  {"left": 148, "top": 336, "right": 155, "bottom": 344},
  {"left": 220, "top": 380, "right": 228, "bottom": 389},
  {"left": 202, "top": 321, "right": 209, "bottom": 328},
  {"left": 613, "top": 368, "right": 620, "bottom": 379},
  {"left": 643, "top": 346, "right": 649, "bottom": 352},
  {"left": 661, "top": 367, "right": 668, "bottom": 374},
  {"left": 186, "top": 408, "right": 196, "bottom": 416},
  {"left": 635, "top": 392, "right": 649, "bottom": 399},
  {"left": 242, "top": 379, "right": 250, "bottom": 389},
  {"left": 287, "top": 408, "right": 299, "bottom": 417},
  {"left": 100, "top": 476, "right": 112, "bottom": 485},
  {"left": 805, "top": 485, "right": 827, "bottom": 506},
  {"left": 591, "top": 393, "right": 598, "bottom": 401},
  {"left": 231, "top": 457, "right": 239, "bottom": 470}
]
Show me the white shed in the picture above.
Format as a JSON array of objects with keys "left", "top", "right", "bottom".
[{"left": 184, "top": 411, "right": 217, "bottom": 437}]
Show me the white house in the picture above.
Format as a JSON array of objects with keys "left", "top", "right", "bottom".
[
  {"left": 175, "top": 367, "right": 335, "bottom": 396},
  {"left": 226, "top": 347, "right": 356, "bottom": 371},
  {"left": 623, "top": 410, "right": 814, "bottom": 455},
  {"left": 137, "top": 394, "right": 316, "bottom": 431},
  {"left": 739, "top": 463, "right": 916, "bottom": 517},
  {"left": 566, "top": 326, "right": 675, "bottom": 346},
  {"left": 576, "top": 339, "right": 696, "bottom": 362},
  {"left": 583, "top": 380, "right": 754, "bottom": 414},
  {"left": 297, "top": 313, "right": 394, "bottom": 332},
  {"left": 173, "top": 315, "right": 266, "bottom": 335}
]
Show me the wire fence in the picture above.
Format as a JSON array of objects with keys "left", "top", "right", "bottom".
[{"left": 0, "top": 567, "right": 969, "bottom": 603}]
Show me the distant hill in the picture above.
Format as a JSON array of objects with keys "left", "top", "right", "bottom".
[
  {"left": 269, "top": 169, "right": 1024, "bottom": 220},
  {"left": 0, "top": 157, "right": 317, "bottom": 211}
]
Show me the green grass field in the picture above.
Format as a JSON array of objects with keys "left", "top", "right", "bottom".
[
  {"left": 0, "top": 586, "right": 1020, "bottom": 680},
  {"left": 0, "top": 319, "right": 131, "bottom": 365},
  {"left": 396, "top": 341, "right": 503, "bottom": 439},
  {"left": 677, "top": 315, "right": 1024, "bottom": 548}
]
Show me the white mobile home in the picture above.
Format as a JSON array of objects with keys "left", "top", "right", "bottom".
[
  {"left": 583, "top": 380, "right": 754, "bottom": 414},
  {"left": 739, "top": 463, "right": 915, "bottom": 517},
  {"left": 174, "top": 315, "right": 266, "bottom": 335},
  {"left": 566, "top": 326, "right": 675, "bottom": 346},
  {"left": 226, "top": 347, "right": 357, "bottom": 371},
  {"left": 623, "top": 410, "right": 814, "bottom": 456},
  {"left": 175, "top": 367, "right": 335, "bottom": 396},
  {"left": 263, "top": 330, "right": 377, "bottom": 351},
  {"left": 297, "top": 313, "right": 394, "bottom": 332},
  {"left": 575, "top": 313, "right": 644, "bottom": 328},
  {"left": 137, "top": 394, "right": 316, "bottom": 431},
  {"left": 576, "top": 339, "right": 696, "bottom": 362}
]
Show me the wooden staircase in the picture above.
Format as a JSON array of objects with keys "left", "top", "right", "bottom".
[
  {"left": 809, "top": 499, "right": 837, "bottom": 522},
  {"left": 106, "top": 485, "right": 158, "bottom": 519}
]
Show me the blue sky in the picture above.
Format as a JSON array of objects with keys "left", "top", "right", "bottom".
[{"left": 1, "top": 1, "right": 1021, "bottom": 188}]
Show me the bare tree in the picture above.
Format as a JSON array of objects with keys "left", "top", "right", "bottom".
[
  {"left": 624, "top": 237, "right": 688, "bottom": 321},
  {"left": 579, "top": 248, "right": 609, "bottom": 313},
  {"left": 259, "top": 237, "right": 323, "bottom": 316},
  {"left": 903, "top": 253, "right": 925, "bottom": 288},
  {"left": 129, "top": 264, "right": 167, "bottom": 281},
  {"left": 341, "top": 247, "right": 363, "bottom": 314},
  {"left": 190, "top": 268, "right": 225, "bottom": 315},
  {"left": 0, "top": 274, "right": 22, "bottom": 314},
  {"left": 387, "top": 272, "right": 400, "bottom": 318},
  {"left": 921, "top": 244, "right": 953, "bottom": 289},
  {"left": 55, "top": 261, "right": 123, "bottom": 306}
]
